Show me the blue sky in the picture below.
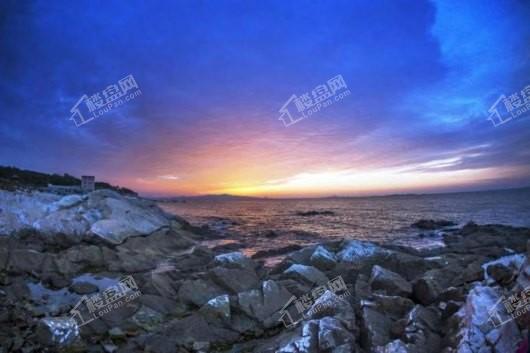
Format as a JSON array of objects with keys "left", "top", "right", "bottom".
[{"left": 1, "top": 0, "right": 529, "bottom": 196}]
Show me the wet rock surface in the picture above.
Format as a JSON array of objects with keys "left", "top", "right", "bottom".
[{"left": 1, "top": 189, "right": 530, "bottom": 352}]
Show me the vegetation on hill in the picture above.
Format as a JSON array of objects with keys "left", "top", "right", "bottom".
[{"left": 0, "top": 166, "right": 137, "bottom": 195}]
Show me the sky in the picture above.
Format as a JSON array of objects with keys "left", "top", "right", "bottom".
[{"left": 1, "top": 0, "right": 530, "bottom": 197}]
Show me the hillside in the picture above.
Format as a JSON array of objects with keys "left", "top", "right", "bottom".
[{"left": 0, "top": 166, "right": 136, "bottom": 195}]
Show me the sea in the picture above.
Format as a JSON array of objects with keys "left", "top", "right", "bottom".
[{"left": 159, "top": 188, "right": 530, "bottom": 262}]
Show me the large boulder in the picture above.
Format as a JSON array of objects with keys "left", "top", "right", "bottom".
[
  {"left": 177, "top": 279, "right": 226, "bottom": 307},
  {"left": 310, "top": 246, "right": 337, "bottom": 271},
  {"left": 412, "top": 219, "right": 455, "bottom": 230},
  {"left": 214, "top": 252, "right": 256, "bottom": 270},
  {"left": 306, "top": 290, "right": 356, "bottom": 332},
  {"left": 336, "top": 240, "right": 385, "bottom": 265},
  {"left": 36, "top": 317, "right": 79, "bottom": 347},
  {"left": 209, "top": 266, "right": 260, "bottom": 293},
  {"left": 200, "top": 294, "right": 231, "bottom": 322},
  {"left": 237, "top": 280, "right": 292, "bottom": 327},
  {"left": 370, "top": 265, "right": 412, "bottom": 297},
  {"left": 277, "top": 317, "right": 357, "bottom": 353},
  {"left": 284, "top": 264, "right": 329, "bottom": 285},
  {"left": 450, "top": 284, "right": 522, "bottom": 353},
  {"left": 0, "top": 189, "right": 171, "bottom": 243},
  {"left": 482, "top": 253, "right": 525, "bottom": 285}
]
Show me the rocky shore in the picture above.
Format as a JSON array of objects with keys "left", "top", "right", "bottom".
[{"left": 0, "top": 189, "right": 529, "bottom": 352}]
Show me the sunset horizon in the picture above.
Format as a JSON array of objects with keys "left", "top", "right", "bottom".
[{"left": 2, "top": 1, "right": 530, "bottom": 199}]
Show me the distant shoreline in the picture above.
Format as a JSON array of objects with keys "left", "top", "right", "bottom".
[{"left": 153, "top": 185, "right": 530, "bottom": 202}]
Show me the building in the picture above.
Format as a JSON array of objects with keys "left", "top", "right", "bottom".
[{"left": 81, "top": 176, "right": 95, "bottom": 192}]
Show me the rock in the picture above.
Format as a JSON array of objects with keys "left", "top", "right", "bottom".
[
  {"left": 108, "top": 327, "right": 126, "bottom": 339},
  {"left": 149, "top": 270, "right": 179, "bottom": 298},
  {"left": 310, "top": 246, "right": 337, "bottom": 271},
  {"left": 214, "top": 252, "right": 256, "bottom": 270},
  {"left": 284, "top": 264, "right": 329, "bottom": 285},
  {"left": 482, "top": 254, "right": 524, "bottom": 285},
  {"left": 102, "top": 344, "right": 118, "bottom": 353},
  {"left": 412, "top": 219, "right": 455, "bottom": 230},
  {"left": 8, "top": 249, "right": 46, "bottom": 274},
  {"left": 209, "top": 266, "right": 259, "bottom": 293},
  {"left": 451, "top": 284, "right": 522, "bottom": 353},
  {"left": 486, "top": 263, "right": 515, "bottom": 286},
  {"left": 413, "top": 275, "right": 444, "bottom": 305},
  {"left": 370, "top": 265, "right": 412, "bottom": 297},
  {"left": 237, "top": 280, "right": 292, "bottom": 327},
  {"left": 36, "top": 317, "right": 79, "bottom": 347},
  {"left": 286, "top": 246, "right": 318, "bottom": 265},
  {"left": 375, "top": 339, "right": 410, "bottom": 353},
  {"left": 296, "top": 210, "right": 335, "bottom": 217},
  {"left": 200, "top": 294, "right": 231, "bottom": 322},
  {"left": 131, "top": 305, "right": 165, "bottom": 331},
  {"left": 177, "top": 279, "right": 226, "bottom": 307},
  {"left": 371, "top": 294, "right": 415, "bottom": 321},
  {"left": 461, "top": 221, "right": 479, "bottom": 235},
  {"left": 336, "top": 240, "right": 383, "bottom": 265},
  {"left": 160, "top": 314, "right": 240, "bottom": 347},
  {"left": 47, "top": 194, "right": 85, "bottom": 212},
  {"left": 277, "top": 316, "right": 356, "bottom": 353},
  {"left": 192, "top": 341, "right": 210, "bottom": 352},
  {"left": 70, "top": 281, "right": 98, "bottom": 295},
  {"left": 360, "top": 305, "right": 392, "bottom": 349},
  {"left": 306, "top": 290, "right": 356, "bottom": 332},
  {"left": 317, "top": 316, "right": 356, "bottom": 351}
]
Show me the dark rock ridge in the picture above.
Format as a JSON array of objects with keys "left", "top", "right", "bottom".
[
  {"left": 0, "top": 189, "right": 529, "bottom": 352},
  {"left": 412, "top": 219, "right": 457, "bottom": 230},
  {"left": 295, "top": 210, "right": 336, "bottom": 217}
]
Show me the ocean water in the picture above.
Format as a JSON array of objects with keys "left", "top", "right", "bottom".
[{"left": 159, "top": 188, "right": 530, "bottom": 258}]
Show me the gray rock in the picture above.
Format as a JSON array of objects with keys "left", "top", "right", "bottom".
[
  {"left": 103, "top": 344, "right": 118, "bottom": 353},
  {"left": 371, "top": 294, "right": 415, "bottom": 321},
  {"left": 370, "top": 265, "right": 412, "bottom": 297},
  {"left": 209, "top": 266, "right": 259, "bottom": 293},
  {"left": 36, "top": 317, "right": 79, "bottom": 347},
  {"left": 108, "top": 327, "right": 126, "bottom": 339},
  {"left": 317, "top": 316, "right": 356, "bottom": 351},
  {"left": 47, "top": 194, "right": 85, "bottom": 212},
  {"left": 336, "top": 240, "right": 383, "bottom": 264},
  {"left": 287, "top": 246, "right": 318, "bottom": 265},
  {"left": 360, "top": 305, "right": 392, "bottom": 349},
  {"left": 452, "top": 284, "right": 521, "bottom": 353},
  {"left": 70, "top": 281, "right": 98, "bottom": 295},
  {"left": 161, "top": 314, "right": 240, "bottom": 346},
  {"left": 237, "top": 280, "right": 292, "bottom": 327},
  {"left": 131, "top": 305, "right": 165, "bottom": 331},
  {"left": 200, "top": 294, "right": 231, "bottom": 321},
  {"left": 486, "top": 263, "right": 515, "bottom": 286},
  {"left": 482, "top": 254, "right": 524, "bottom": 285},
  {"left": 375, "top": 339, "right": 410, "bottom": 353},
  {"left": 310, "top": 246, "right": 337, "bottom": 271},
  {"left": 413, "top": 275, "right": 444, "bottom": 305},
  {"left": 412, "top": 219, "right": 455, "bottom": 230},
  {"left": 284, "top": 264, "right": 329, "bottom": 285},
  {"left": 307, "top": 290, "right": 356, "bottom": 332},
  {"left": 8, "top": 249, "right": 46, "bottom": 274},
  {"left": 177, "top": 279, "right": 225, "bottom": 307},
  {"left": 214, "top": 252, "right": 256, "bottom": 270}
]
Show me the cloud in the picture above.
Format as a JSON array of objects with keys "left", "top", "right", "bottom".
[{"left": 158, "top": 175, "right": 180, "bottom": 181}]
